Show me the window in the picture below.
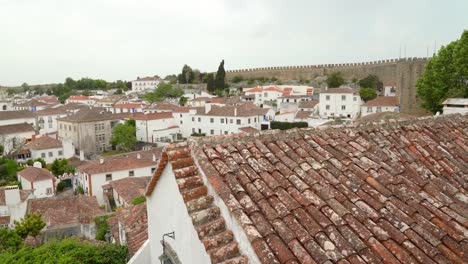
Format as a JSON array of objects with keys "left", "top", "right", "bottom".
[
  {"left": 48, "top": 152, "right": 53, "bottom": 157},
  {"left": 230, "top": 119, "right": 233, "bottom": 124},
  {"left": 192, "top": 128, "right": 195, "bottom": 133},
  {"left": 96, "top": 134, "right": 105, "bottom": 142},
  {"left": 326, "top": 105, "right": 330, "bottom": 110},
  {"left": 68, "top": 125, "right": 72, "bottom": 131},
  {"left": 41, "top": 153, "right": 46, "bottom": 158},
  {"left": 367, "top": 107, "right": 372, "bottom": 113},
  {"left": 198, "top": 117, "right": 201, "bottom": 122},
  {"left": 248, "top": 118, "right": 251, "bottom": 124},
  {"left": 224, "top": 131, "right": 228, "bottom": 135},
  {"left": 58, "top": 150, "right": 63, "bottom": 156},
  {"left": 48, "top": 123, "right": 53, "bottom": 128},
  {"left": 326, "top": 95, "right": 330, "bottom": 101},
  {"left": 192, "top": 117, "right": 194, "bottom": 121},
  {"left": 341, "top": 95, "right": 346, "bottom": 101},
  {"left": 264, "top": 92, "right": 268, "bottom": 97},
  {"left": 105, "top": 174, "right": 112, "bottom": 181},
  {"left": 353, "top": 97, "right": 357, "bottom": 101},
  {"left": 254, "top": 117, "right": 257, "bottom": 122},
  {"left": 180, "top": 114, "right": 182, "bottom": 117},
  {"left": 46, "top": 188, "right": 53, "bottom": 195},
  {"left": 95, "top": 123, "right": 105, "bottom": 131},
  {"left": 236, "top": 119, "right": 241, "bottom": 125},
  {"left": 129, "top": 171, "right": 134, "bottom": 177},
  {"left": 376, "top": 106, "right": 382, "bottom": 112},
  {"left": 151, "top": 167, "right": 156, "bottom": 174},
  {"left": 341, "top": 105, "right": 346, "bottom": 110},
  {"left": 221, "top": 118, "right": 224, "bottom": 124},
  {"left": 210, "top": 118, "right": 214, "bottom": 123},
  {"left": 180, "top": 120, "right": 183, "bottom": 124},
  {"left": 210, "top": 129, "right": 214, "bottom": 135}
]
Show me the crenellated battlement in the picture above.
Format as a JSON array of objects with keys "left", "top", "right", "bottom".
[{"left": 226, "top": 57, "right": 428, "bottom": 73}]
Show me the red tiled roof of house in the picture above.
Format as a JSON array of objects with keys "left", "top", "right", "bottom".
[
  {"left": 106, "top": 216, "right": 120, "bottom": 244},
  {"left": 0, "top": 110, "right": 34, "bottom": 121},
  {"left": 0, "top": 123, "right": 35, "bottom": 135},
  {"left": 148, "top": 114, "right": 468, "bottom": 264},
  {"left": 107, "top": 176, "right": 150, "bottom": 205},
  {"left": 321, "top": 87, "right": 354, "bottom": 94},
  {"left": 146, "top": 144, "right": 249, "bottom": 263},
  {"left": 245, "top": 87, "right": 283, "bottom": 93},
  {"left": 134, "top": 76, "right": 161, "bottom": 82},
  {"left": 18, "top": 167, "right": 54, "bottom": 183},
  {"left": 14, "top": 99, "right": 49, "bottom": 108},
  {"left": 239, "top": 126, "right": 259, "bottom": 133},
  {"left": 174, "top": 106, "right": 196, "bottom": 113},
  {"left": 295, "top": 111, "right": 313, "bottom": 120},
  {"left": 244, "top": 87, "right": 263, "bottom": 93},
  {"left": 0, "top": 215, "right": 10, "bottom": 225},
  {"left": 117, "top": 202, "right": 148, "bottom": 256},
  {"left": 77, "top": 148, "right": 162, "bottom": 175},
  {"left": 25, "top": 136, "right": 62, "bottom": 150},
  {"left": 27, "top": 195, "right": 105, "bottom": 227},
  {"left": 299, "top": 100, "right": 319, "bottom": 109},
  {"left": 363, "top": 96, "right": 399, "bottom": 107},
  {"left": 264, "top": 87, "right": 283, "bottom": 93},
  {"left": 151, "top": 103, "right": 178, "bottom": 111}
]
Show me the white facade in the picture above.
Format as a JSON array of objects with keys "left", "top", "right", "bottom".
[
  {"left": 0, "top": 116, "right": 35, "bottom": 127},
  {"left": 19, "top": 177, "right": 54, "bottom": 198},
  {"left": 135, "top": 117, "right": 178, "bottom": 143},
  {"left": 361, "top": 105, "right": 399, "bottom": 117},
  {"left": 77, "top": 166, "right": 156, "bottom": 206},
  {"left": 442, "top": 98, "right": 468, "bottom": 115},
  {"left": 244, "top": 87, "right": 284, "bottom": 107},
  {"left": 319, "top": 91, "right": 361, "bottom": 119},
  {"left": 0, "top": 101, "right": 13, "bottom": 111},
  {"left": 37, "top": 113, "right": 67, "bottom": 134},
  {"left": 145, "top": 164, "right": 212, "bottom": 264},
  {"left": 384, "top": 85, "right": 397, "bottom": 96},
  {"left": 0, "top": 186, "right": 30, "bottom": 228},
  {"left": 132, "top": 78, "right": 161, "bottom": 92},
  {"left": 65, "top": 96, "right": 96, "bottom": 105}
]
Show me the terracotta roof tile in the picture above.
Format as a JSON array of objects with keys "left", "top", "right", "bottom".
[
  {"left": 107, "top": 176, "right": 150, "bottom": 205},
  {"left": 0, "top": 123, "right": 35, "bottom": 135},
  {"left": 18, "top": 167, "right": 54, "bottom": 182},
  {"left": 25, "top": 136, "right": 62, "bottom": 150},
  {"left": 117, "top": 202, "right": 148, "bottom": 256}
]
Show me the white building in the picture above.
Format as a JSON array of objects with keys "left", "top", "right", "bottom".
[
  {"left": 384, "top": 84, "right": 397, "bottom": 96},
  {"left": 65, "top": 96, "right": 96, "bottom": 105},
  {"left": 108, "top": 103, "right": 146, "bottom": 114},
  {"left": 0, "top": 101, "right": 13, "bottom": 112},
  {"left": 102, "top": 176, "right": 150, "bottom": 208},
  {"left": 19, "top": 135, "right": 74, "bottom": 164},
  {"left": 131, "top": 77, "right": 161, "bottom": 92},
  {"left": 75, "top": 148, "right": 161, "bottom": 206},
  {"left": 277, "top": 95, "right": 315, "bottom": 113},
  {"left": 244, "top": 86, "right": 284, "bottom": 107},
  {"left": 361, "top": 96, "right": 399, "bottom": 117},
  {"left": 0, "top": 123, "right": 36, "bottom": 155},
  {"left": 442, "top": 98, "right": 468, "bottom": 115},
  {"left": 133, "top": 112, "right": 179, "bottom": 143},
  {"left": 319, "top": 88, "right": 361, "bottom": 119},
  {"left": 36, "top": 108, "right": 68, "bottom": 134},
  {"left": 0, "top": 111, "right": 35, "bottom": 127},
  {"left": 17, "top": 166, "right": 56, "bottom": 198},
  {"left": 0, "top": 186, "right": 31, "bottom": 228}
]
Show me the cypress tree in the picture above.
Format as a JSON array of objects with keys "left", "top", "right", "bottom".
[
  {"left": 214, "top": 60, "right": 226, "bottom": 91},
  {"left": 206, "top": 73, "right": 215, "bottom": 93}
]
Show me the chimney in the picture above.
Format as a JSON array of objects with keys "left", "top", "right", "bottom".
[
  {"left": 5, "top": 185, "right": 21, "bottom": 205},
  {"left": 99, "top": 158, "right": 104, "bottom": 164},
  {"left": 234, "top": 107, "right": 237, "bottom": 116},
  {"left": 205, "top": 103, "right": 211, "bottom": 114},
  {"left": 152, "top": 154, "right": 156, "bottom": 162},
  {"left": 137, "top": 153, "right": 141, "bottom": 159}
]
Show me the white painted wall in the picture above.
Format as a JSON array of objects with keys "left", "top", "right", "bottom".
[
  {"left": 443, "top": 106, "right": 468, "bottom": 115},
  {"left": 31, "top": 147, "right": 63, "bottom": 164},
  {"left": 128, "top": 240, "right": 152, "bottom": 264},
  {"left": 361, "top": 106, "right": 399, "bottom": 117},
  {"left": 0, "top": 117, "right": 35, "bottom": 126},
  {"left": 146, "top": 163, "right": 211, "bottom": 264},
  {"left": 37, "top": 114, "right": 66, "bottom": 134},
  {"left": 136, "top": 118, "right": 177, "bottom": 143},
  {"left": 319, "top": 92, "right": 361, "bottom": 119},
  {"left": 132, "top": 80, "right": 160, "bottom": 92},
  {"left": 19, "top": 177, "right": 54, "bottom": 198}
]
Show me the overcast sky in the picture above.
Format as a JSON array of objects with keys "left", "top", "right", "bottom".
[{"left": 0, "top": 0, "right": 466, "bottom": 86}]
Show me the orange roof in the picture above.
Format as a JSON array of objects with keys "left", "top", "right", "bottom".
[
  {"left": 18, "top": 167, "right": 54, "bottom": 182},
  {"left": 363, "top": 96, "right": 399, "bottom": 107},
  {"left": 244, "top": 87, "right": 263, "bottom": 93},
  {"left": 67, "top": 95, "right": 92, "bottom": 101}
]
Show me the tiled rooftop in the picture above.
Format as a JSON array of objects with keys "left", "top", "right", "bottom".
[
  {"left": 105, "top": 176, "right": 151, "bottom": 205},
  {"left": 117, "top": 202, "right": 148, "bottom": 256},
  {"left": 25, "top": 136, "right": 62, "bottom": 150},
  {"left": 18, "top": 167, "right": 55, "bottom": 183},
  {"left": 186, "top": 114, "right": 467, "bottom": 263},
  {"left": 363, "top": 96, "right": 399, "bottom": 107}
]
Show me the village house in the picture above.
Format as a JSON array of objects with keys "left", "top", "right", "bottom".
[
  {"left": 102, "top": 176, "right": 150, "bottom": 209},
  {"left": 442, "top": 98, "right": 468, "bottom": 115},
  {"left": 75, "top": 148, "right": 161, "bottom": 206},
  {"left": 361, "top": 96, "right": 399, "bottom": 117},
  {"left": 0, "top": 123, "right": 36, "bottom": 155},
  {"left": 319, "top": 87, "right": 361, "bottom": 119},
  {"left": 27, "top": 195, "right": 105, "bottom": 242},
  {"left": 130, "top": 114, "right": 467, "bottom": 264},
  {"left": 244, "top": 86, "right": 284, "bottom": 107},
  {"left": 18, "top": 135, "right": 74, "bottom": 164},
  {"left": 13, "top": 99, "right": 51, "bottom": 111},
  {"left": 131, "top": 77, "right": 161, "bottom": 92},
  {"left": 0, "top": 186, "right": 31, "bottom": 228},
  {"left": 65, "top": 95, "right": 96, "bottom": 105},
  {"left": 17, "top": 165, "right": 56, "bottom": 198},
  {"left": 0, "top": 110, "right": 35, "bottom": 126},
  {"left": 277, "top": 95, "right": 315, "bottom": 113},
  {"left": 298, "top": 100, "right": 319, "bottom": 112},
  {"left": 132, "top": 112, "right": 179, "bottom": 143},
  {"left": 57, "top": 108, "right": 119, "bottom": 156},
  {"left": 0, "top": 100, "right": 13, "bottom": 112},
  {"left": 383, "top": 83, "right": 397, "bottom": 96},
  {"left": 108, "top": 103, "right": 146, "bottom": 113}
]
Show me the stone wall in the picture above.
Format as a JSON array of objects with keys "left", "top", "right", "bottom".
[{"left": 226, "top": 58, "right": 428, "bottom": 114}]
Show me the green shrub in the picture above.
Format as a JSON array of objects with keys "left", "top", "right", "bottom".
[
  {"left": 56, "top": 181, "right": 66, "bottom": 192},
  {"left": 131, "top": 196, "right": 146, "bottom": 205},
  {"left": 191, "top": 133, "right": 206, "bottom": 137},
  {"left": 76, "top": 186, "right": 84, "bottom": 195},
  {"left": 271, "top": 121, "right": 308, "bottom": 130},
  {"left": 94, "top": 215, "right": 113, "bottom": 241}
]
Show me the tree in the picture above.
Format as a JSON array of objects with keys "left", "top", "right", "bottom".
[
  {"left": 206, "top": 73, "right": 215, "bottom": 93},
  {"left": 50, "top": 158, "right": 74, "bottom": 177},
  {"left": 14, "top": 213, "right": 46, "bottom": 239},
  {"left": 359, "top": 88, "right": 378, "bottom": 102},
  {"left": 358, "top": 75, "right": 383, "bottom": 92},
  {"left": 214, "top": 60, "right": 226, "bottom": 91},
  {"left": 0, "top": 237, "right": 128, "bottom": 264},
  {"left": 417, "top": 30, "right": 468, "bottom": 113},
  {"left": 178, "top": 65, "right": 194, "bottom": 84},
  {"left": 326, "top": 72, "right": 345, "bottom": 88},
  {"left": 115, "top": 88, "right": 123, "bottom": 95},
  {"left": 143, "top": 83, "right": 184, "bottom": 103},
  {"left": 111, "top": 120, "right": 136, "bottom": 151},
  {"left": 231, "top": 75, "right": 244, "bottom": 83},
  {"left": 179, "top": 96, "right": 188, "bottom": 106},
  {"left": 0, "top": 228, "right": 22, "bottom": 253}
]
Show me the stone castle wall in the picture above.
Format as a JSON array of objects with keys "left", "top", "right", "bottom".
[{"left": 226, "top": 58, "right": 428, "bottom": 114}]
